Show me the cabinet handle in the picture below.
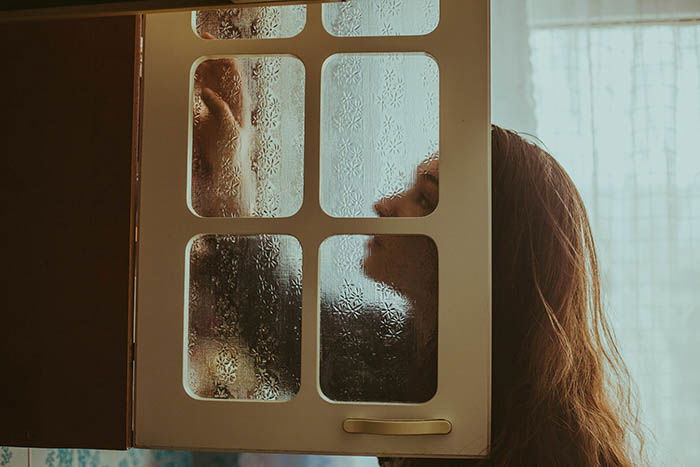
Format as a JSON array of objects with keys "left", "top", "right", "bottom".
[{"left": 343, "top": 418, "right": 452, "bottom": 436}]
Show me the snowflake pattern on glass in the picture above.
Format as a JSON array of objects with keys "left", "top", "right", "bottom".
[
  {"left": 323, "top": 0, "right": 439, "bottom": 37},
  {"left": 186, "top": 235, "right": 302, "bottom": 401},
  {"left": 320, "top": 235, "right": 438, "bottom": 403},
  {"left": 191, "top": 56, "right": 304, "bottom": 218},
  {"left": 321, "top": 53, "right": 439, "bottom": 218},
  {"left": 194, "top": 6, "right": 306, "bottom": 40}
]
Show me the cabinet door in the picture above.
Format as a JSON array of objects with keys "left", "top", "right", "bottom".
[
  {"left": 136, "top": 0, "right": 490, "bottom": 458},
  {"left": 0, "top": 15, "right": 140, "bottom": 450}
]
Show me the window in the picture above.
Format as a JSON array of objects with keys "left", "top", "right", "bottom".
[
  {"left": 194, "top": 6, "right": 307, "bottom": 40},
  {"left": 186, "top": 234, "right": 303, "bottom": 401},
  {"left": 529, "top": 18, "right": 700, "bottom": 466},
  {"left": 190, "top": 56, "right": 305, "bottom": 218},
  {"left": 321, "top": 53, "right": 439, "bottom": 218},
  {"left": 322, "top": 0, "right": 439, "bottom": 37},
  {"left": 319, "top": 234, "right": 438, "bottom": 403}
]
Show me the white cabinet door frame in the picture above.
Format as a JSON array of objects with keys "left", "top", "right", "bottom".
[{"left": 135, "top": 0, "right": 491, "bottom": 458}]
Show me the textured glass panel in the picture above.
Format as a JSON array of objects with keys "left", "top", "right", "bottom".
[
  {"left": 320, "top": 235, "right": 438, "bottom": 403},
  {"left": 186, "top": 234, "right": 302, "bottom": 401},
  {"left": 321, "top": 53, "right": 439, "bottom": 218},
  {"left": 192, "top": 56, "right": 305, "bottom": 218},
  {"left": 194, "top": 6, "right": 306, "bottom": 40},
  {"left": 323, "top": 0, "right": 439, "bottom": 37}
]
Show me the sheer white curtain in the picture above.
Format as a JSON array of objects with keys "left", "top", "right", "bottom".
[{"left": 493, "top": 0, "right": 700, "bottom": 464}]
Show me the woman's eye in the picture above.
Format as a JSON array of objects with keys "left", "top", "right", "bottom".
[{"left": 418, "top": 194, "right": 433, "bottom": 211}]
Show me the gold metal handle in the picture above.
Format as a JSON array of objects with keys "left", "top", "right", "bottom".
[{"left": 343, "top": 418, "right": 452, "bottom": 436}]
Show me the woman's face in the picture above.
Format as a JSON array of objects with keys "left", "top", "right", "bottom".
[
  {"left": 362, "top": 157, "right": 439, "bottom": 294},
  {"left": 373, "top": 157, "right": 439, "bottom": 218}
]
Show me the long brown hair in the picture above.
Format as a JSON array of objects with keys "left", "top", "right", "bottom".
[{"left": 383, "top": 126, "right": 646, "bottom": 466}]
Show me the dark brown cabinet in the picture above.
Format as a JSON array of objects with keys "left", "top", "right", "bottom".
[{"left": 0, "top": 15, "right": 140, "bottom": 449}]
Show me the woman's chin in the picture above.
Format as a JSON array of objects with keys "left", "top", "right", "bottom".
[
  {"left": 361, "top": 254, "right": 387, "bottom": 283},
  {"left": 362, "top": 255, "right": 401, "bottom": 292}
]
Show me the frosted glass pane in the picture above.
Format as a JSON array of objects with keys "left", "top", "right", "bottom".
[
  {"left": 194, "top": 6, "right": 306, "bottom": 39},
  {"left": 320, "top": 53, "right": 439, "bottom": 218},
  {"left": 323, "top": 0, "right": 439, "bottom": 37},
  {"left": 191, "top": 56, "right": 305, "bottom": 218},
  {"left": 186, "top": 234, "right": 302, "bottom": 401},
  {"left": 320, "top": 235, "right": 438, "bottom": 403}
]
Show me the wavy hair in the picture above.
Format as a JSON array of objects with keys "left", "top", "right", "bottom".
[{"left": 381, "top": 126, "right": 646, "bottom": 466}]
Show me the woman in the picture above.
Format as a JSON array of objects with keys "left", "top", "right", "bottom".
[
  {"left": 377, "top": 126, "right": 647, "bottom": 466},
  {"left": 193, "top": 58, "right": 646, "bottom": 466}
]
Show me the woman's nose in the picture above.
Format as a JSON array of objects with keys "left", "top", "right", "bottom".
[{"left": 374, "top": 197, "right": 393, "bottom": 217}]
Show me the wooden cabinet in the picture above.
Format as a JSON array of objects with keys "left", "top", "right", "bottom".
[
  {"left": 0, "top": 15, "right": 140, "bottom": 449},
  {"left": 1, "top": 0, "right": 490, "bottom": 458}
]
